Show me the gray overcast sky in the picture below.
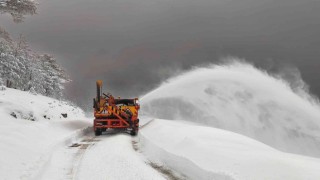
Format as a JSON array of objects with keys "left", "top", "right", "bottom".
[{"left": 1, "top": 0, "right": 320, "bottom": 111}]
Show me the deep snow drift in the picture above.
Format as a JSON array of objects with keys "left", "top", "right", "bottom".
[
  {"left": 0, "top": 87, "right": 89, "bottom": 180},
  {"left": 141, "top": 61, "right": 320, "bottom": 157},
  {"left": 140, "top": 119, "right": 320, "bottom": 180}
]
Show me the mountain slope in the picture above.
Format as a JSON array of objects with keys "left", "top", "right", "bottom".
[{"left": 0, "top": 87, "right": 89, "bottom": 180}]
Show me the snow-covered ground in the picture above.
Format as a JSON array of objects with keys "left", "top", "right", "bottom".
[
  {"left": 0, "top": 87, "right": 90, "bottom": 180},
  {"left": 0, "top": 88, "right": 164, "bottom": 180},
  {"left": 140, "top": 119, "right": 320, "bottom": 180},
  {"left": 76, "top": 134, "right": 165, "bottom": 180},
  {"left": 141, "top": 62, "right": 320, "bottom": 158},
  {"left": 39, "top": 116, "right": 167, "bottom": 180},
  {"left": 2, "top": 61, "right": 320, "bottom": 180}
]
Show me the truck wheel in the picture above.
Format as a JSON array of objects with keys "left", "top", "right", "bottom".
[
  {"left": 95, "top": 129, "right": 102, "bottom": 136},
  {"left": 130, "top": 130, "right": 137, "bottom": 136},
  {"left": 130, "top": 127, "right": 138, "bottom": 136}
]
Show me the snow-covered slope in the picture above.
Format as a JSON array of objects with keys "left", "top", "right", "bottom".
[
  {"left": 0, "top": 87, "right": 84, "bottom": 121},
  {"left": 0, "top": 87, "right": 90, "bottom": 180},
  {"left": 141, "top": 61, "right": 320, "bottom": 157},
  {"left": 140, "top": 119, "right": 320, "bottom": 180}
]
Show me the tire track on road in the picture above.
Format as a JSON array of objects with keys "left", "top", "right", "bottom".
[{"left": 70, "top": 134, "right": 99, "bottom": 180}]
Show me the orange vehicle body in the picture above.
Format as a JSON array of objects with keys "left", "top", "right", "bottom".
[{"left": 93, "top": 80, "right": 140, "bottom": 136}]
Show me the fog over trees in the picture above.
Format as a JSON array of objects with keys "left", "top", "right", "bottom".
[
  {"left": 0, "top": 0, "right": 37, "bottom": 23},
  {"left": 0, "top": 0, "right": 69, "bottom": 98}
]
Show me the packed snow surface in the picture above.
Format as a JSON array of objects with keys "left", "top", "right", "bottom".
[
  {"left": 0, "top": 88, "right": 89, "bottom": 180},
  {"left": 77, "top": 134, "right": 165, "bottom": 180},
  {"left": 140, "top": 119, "right": 320, "bottom": 180},
  {"left": 141, "top": 61, "right": 320, "bottom": 157}
]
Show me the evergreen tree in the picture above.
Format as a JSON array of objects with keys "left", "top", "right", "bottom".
[
  {"left": 0, "top": 0, "right": 37, "bottom": 23},
  {"left": 0, "top": 27, "right": 69, "bottom": 99}
]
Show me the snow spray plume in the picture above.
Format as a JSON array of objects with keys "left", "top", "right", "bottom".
[{"left": 141, "top": 58, "right": 320, "bottom": 158}]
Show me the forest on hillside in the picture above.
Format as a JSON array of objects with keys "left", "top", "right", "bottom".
[{"left": 0, "top": 0, "right": 69, "bottom": 98}]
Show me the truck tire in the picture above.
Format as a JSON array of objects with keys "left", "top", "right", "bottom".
[
  {"left": 130, "top": 130, "right": 137, "bottom": 136},
  {"left": 130, "top": 126, "right": 138, "bottom": 136},
  {"left": 95, "top": 128, "right": 102, "bottom": 136}
]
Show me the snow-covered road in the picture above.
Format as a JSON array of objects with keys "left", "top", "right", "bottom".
[
  {"left": 37, "top": 118, "right": 169, "bottom": 180},
  {"left": 76, "top": 133, "right": 164, "bottom": 180},
  {"left": 36, "top": 117, "right": 320, "bottom": 180}
]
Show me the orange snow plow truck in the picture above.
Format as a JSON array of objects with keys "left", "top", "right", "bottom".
[{"left": 93, "top": 80, "right": 140, "bottom": 136}]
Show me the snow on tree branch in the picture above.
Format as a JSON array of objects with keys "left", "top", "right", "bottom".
[
  {"left": 0, "top": 0, "right": 37, "bottom": 23},
  {"left": 0, "top": 27, "right": 70, "bottom": 99}
]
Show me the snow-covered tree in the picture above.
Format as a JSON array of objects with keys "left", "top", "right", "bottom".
[
  {"left": 37, "top": 54, "right": 69, "bottom": 98},
  {"left": 0, "top": 27, "right": 69, "bottom": 99},
  {"left": 0, "top": 1, "right": 64, "bottom": 96},
  {"left": 0, "top": 0, "right": 37, "bottom": 23}
]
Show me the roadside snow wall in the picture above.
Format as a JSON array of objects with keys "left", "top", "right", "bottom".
[{"left": 139, "top": 119, "right": 320, "bottom": 180}]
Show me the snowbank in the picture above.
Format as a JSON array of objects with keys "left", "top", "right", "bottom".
[
  {"left": 141, "top": 62, "right": 320, "bottom": 157},
  {"left": 0, "top": 88, "right": 90, "bottom": 180},
  {"left": 140, "top": 119, "right": 320, "bottom": 180}
]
